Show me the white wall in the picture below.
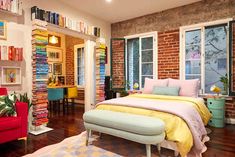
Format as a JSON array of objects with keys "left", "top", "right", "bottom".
[
  {"left": 0, "top": 22, "right": 32, "bottom": 95},
  {"left": 0, "top": 0, "right": 111, "bottom": 95}
]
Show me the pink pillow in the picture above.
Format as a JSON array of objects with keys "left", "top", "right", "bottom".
[
  {"left": 143, "top": 78, "right": 168, "bottom": 94},
  {"left": 168, "top": 78, "right": 199, "bottom": 97}
]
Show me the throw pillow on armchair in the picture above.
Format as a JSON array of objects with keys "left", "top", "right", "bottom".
[{"left": 0, "top": 94, "right": 17, "bottom": 117}]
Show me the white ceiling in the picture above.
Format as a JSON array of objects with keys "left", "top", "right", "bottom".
[{"left": 60, "top": 0, "right": 201, "bottom": 23}]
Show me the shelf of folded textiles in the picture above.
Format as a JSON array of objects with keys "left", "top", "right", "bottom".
[
  {"left": 47, "top": 23, "right": 98, "bottom": 41},
  {"left": 127, "top": 90, "right": 142, "bottom": 95}
]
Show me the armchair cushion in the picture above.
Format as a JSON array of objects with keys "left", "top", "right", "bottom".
[
  {"left": 0, "top": 117, "right": 21, "bottom": 131},
  {"left": 0, "top": 101, "right": 28, "bottom": 144}
]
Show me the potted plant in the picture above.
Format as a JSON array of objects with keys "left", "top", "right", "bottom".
[
  {"left": 19, "top": 93, "right": 32, "bottom": 111},
  {"left": 220, "top": 74, "right": 228, "bottom": 95}
]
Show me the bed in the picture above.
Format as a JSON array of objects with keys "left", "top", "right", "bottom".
[{"left": 95, "top": 78, "right": 212, "bottom": 157}]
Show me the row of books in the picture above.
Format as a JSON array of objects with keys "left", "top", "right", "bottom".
[
  {"left": 31, "top": 6, "right": 101, "bottom": 37},
  {"left": 0, "top": 45, "right": 23, "bottom": 61},
  {"left": 0, "top": 0, "right": 22, "bottom": 14}
]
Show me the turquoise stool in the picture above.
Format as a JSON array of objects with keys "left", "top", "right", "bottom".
[{"left": 48, "top": 88, "right": 64, "bottom": 114}]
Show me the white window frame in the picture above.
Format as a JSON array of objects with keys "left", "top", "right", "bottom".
[
  {"left": 124, "top": 31, "right": 158, "bottom": 89},
  {"left": 74, "top": 44, "right": 85, "bottom": 88},
  {"left": 180, "top": 18, "right": 232, "bottom": 94}
]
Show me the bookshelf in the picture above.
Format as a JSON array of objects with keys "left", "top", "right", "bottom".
[{"left": 47, "top": 23, "right": 97, "bottom": 41}]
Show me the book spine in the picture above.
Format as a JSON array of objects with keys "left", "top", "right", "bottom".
[{"left": 31, "top": 6, "right": 37, "bottom": 20}]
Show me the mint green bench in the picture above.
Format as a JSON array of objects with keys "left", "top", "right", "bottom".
[{"left": 83, "top": 110, "right": 165, "bottom": 157}]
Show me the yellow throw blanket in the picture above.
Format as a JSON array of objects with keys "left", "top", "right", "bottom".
[{"left": 96, "top": 94, "right": 212, "bottom": 157}]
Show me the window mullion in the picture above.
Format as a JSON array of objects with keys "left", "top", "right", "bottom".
[
  {"left": 201, "top": 27, "right": 205, "bottom": 94},
  {"left": 139, "top": 37, "right": 142, "bottom": 89}
]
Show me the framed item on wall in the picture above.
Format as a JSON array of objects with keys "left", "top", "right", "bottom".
[
  {"left": 0, "top": 20, "right": 7, "bottom": 40},
  {"left": 47, "top": 47, "right": 63, "bottom": 62},
  {"left": 48, "top": 63, "right": 52, "bottom": 73},
  {"left": 1, "top": 66, "right": 21, "bottom": 85},
  {"left": 53, "top": 63, "right": 62, "bottom": 75}
]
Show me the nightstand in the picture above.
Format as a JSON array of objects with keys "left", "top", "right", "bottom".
[{"left": 207, "top": 98, "right": 225, "bottom": 128}]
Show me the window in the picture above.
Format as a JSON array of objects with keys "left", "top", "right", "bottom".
[
  {"left": 74, "top": 45, "right": 85, "bottom": 86},
  {"left": 125, "top": 33, "right": 157, "bottom": 90},
  {"left": 181, "top": 20, "right": 230, "bottom": 94}
]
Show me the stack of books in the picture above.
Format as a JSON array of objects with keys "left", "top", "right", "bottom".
[
  {"left": 0, "top": 45, "right": 23, "bottom": 61},
  {"left": 31, "top": 19, "right": 49, "bottom": 127},
  {"left": 0, "top": 0, "right": 22, "bottom": 14},
  {"left": 31, "top": 6, "right": 100, "bottom": 37},
  {"left": 95, "top": 43, "right": 106, "bottom": 103}
]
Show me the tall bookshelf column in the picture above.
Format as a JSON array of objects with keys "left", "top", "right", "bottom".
[
  {"left": 30, "top": 20, "right": 52, "bottom": 135},
  {"left": 95, "top": 41, "right": 106, "bottom": 103}
]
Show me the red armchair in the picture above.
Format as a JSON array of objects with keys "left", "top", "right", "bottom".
[{"left": 0, "top": 88, "right": 28, "bottom": 144}]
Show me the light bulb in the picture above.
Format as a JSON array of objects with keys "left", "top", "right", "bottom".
[{"left": 49, "top": 35, "right": 58, "bottom": 44}]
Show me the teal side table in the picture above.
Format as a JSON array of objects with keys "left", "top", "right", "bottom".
[{"left": 207, "top": 98, "right": 225, "bottom": 128}]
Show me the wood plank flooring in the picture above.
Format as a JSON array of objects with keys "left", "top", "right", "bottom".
[{"left": 0, "top": 106, "right": 235, "bottom": 157}]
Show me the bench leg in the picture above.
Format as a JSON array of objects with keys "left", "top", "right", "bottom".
[
  {"left": 174, "top": 150, "right": 179, "bottom": 157},
  {"left": 157, "top": 144, "right": 161, "bottom": 157},
  {"left": 86, "top": 129, "right": 91, "bottom": 146},
  {"left": 99, "top": 132, "right": 102, "bottom": 139},
  {"left": 146, "top": 144, "right": 151, "bottom": 157}
]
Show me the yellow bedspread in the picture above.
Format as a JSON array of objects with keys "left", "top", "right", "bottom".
[{"left": 96, "top": 94, "right": 212, "bottom": 157}]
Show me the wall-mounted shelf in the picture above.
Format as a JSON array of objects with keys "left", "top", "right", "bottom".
[
  {"left": 0, "top": 60, "right": 23, "bottom": 62},
  {"left": 47, "top": 23, "right": 98, "bottom": 41},
  {"left": 0, "top": 9, "right": 22, "bottom": 17}
]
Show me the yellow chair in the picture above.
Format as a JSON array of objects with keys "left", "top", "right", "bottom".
[{"left": 64, "top": 87, "right": 78, "bottom": 112}]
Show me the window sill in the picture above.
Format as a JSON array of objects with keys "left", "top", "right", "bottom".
[{"left": 199, "top": 94, "right": 235, "bottom": 100}]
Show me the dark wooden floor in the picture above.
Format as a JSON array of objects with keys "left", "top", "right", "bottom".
[{"left": 0, "top": 106, "right": 235, "bottom": 157}]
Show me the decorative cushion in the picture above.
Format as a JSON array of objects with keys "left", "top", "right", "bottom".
[
  {"left": 0, "top": 94, "right": 17, "bottom": 117},
  {"left": 152, "top": 86, "right": 180, "bottom": 96},
  {"left": 168, "top": 78, "right": 199, "bottom": 97},
  {"left": 143, "top": 78, "right": 168, "bottom": 94}
]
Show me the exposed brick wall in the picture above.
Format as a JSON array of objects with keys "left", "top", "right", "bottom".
[
  {"left": 111, "top": 39, "right": 125, "bottom": 89},
  {"left": 225, "top": 98, "right": 235, "bottom": 119},
  {"left": 65, "top": 35, "right": 84, "bottom": 85},
  {"left": 158, "top": 30, "right": 180, "bottom": 79},
  {"left": 110, "top": 0, "right": 235, "bottom": 119},
  {"left": 111, "top": 0, "right": 235, "bottom": 38}
]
